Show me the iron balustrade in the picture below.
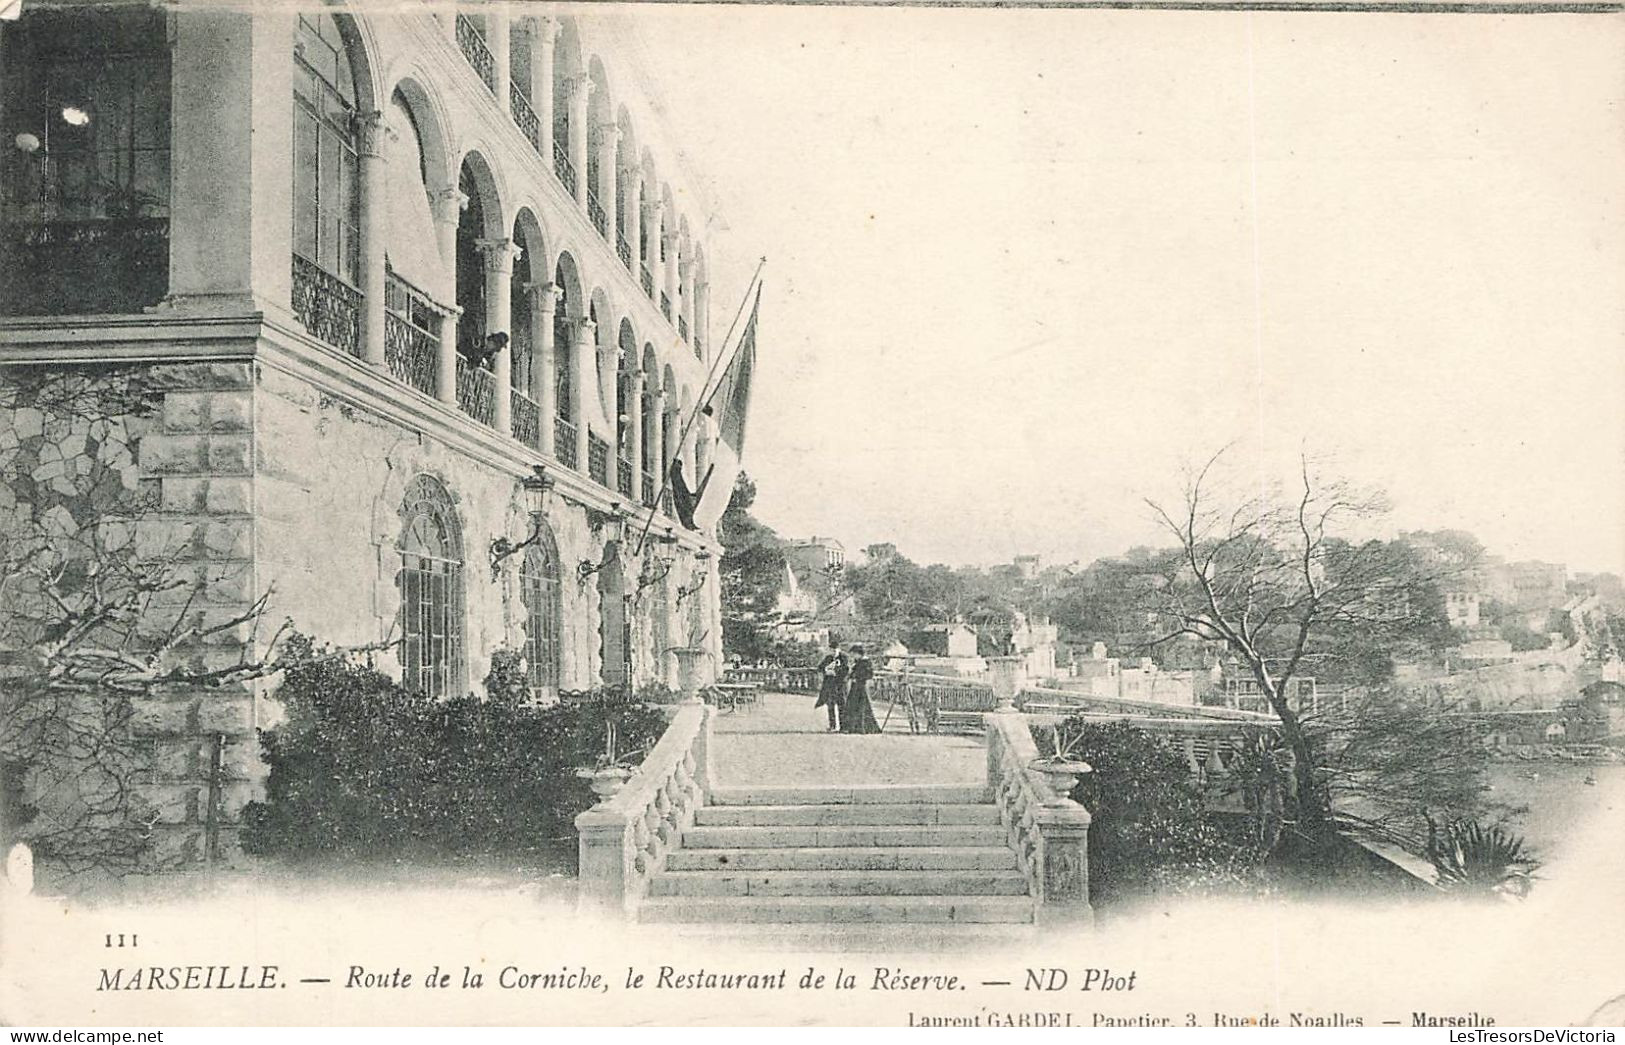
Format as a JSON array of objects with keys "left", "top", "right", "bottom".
[
  {"left": 291, "top": 253, "right": 362, "bottom": 358},
  {"left": 455, "top": 355, "right": 497, "bottom": 427},
  {"left": 617, "top": 235, "right": 632, "bottom": 270},
  {"left": 554, "top": 416, "right": 578, "bottom": 469},
  {"left": 510, "top": 84, "right": 541, "bottom": 154},
  {"left": 640, "top": 264, "right": 653, "bottom": 297},
  {"left": 660, "top": 292, "right": 671, "bottom": 320},
  {"left": 587, "top": 191, "right": 609, "bottom": 238},
  {"left": 587, "top": 433, "right": 610, "bottom": 487},
  {"left": 512, "top": 389, "right": 541, "bottom": 449},
  {"left": 616, "top": 457, "right": 634, "bottom": 497},
  {"left": 553, "top": 142, "right": 578, "bottom": 197},
  {"left": 384, "top": 270, "right": 442, "bottom": 398},
  {"left": 694, "top": 336, "right": 704, "bottom": 360},
  {"left": 455, "top": 14, "right": 496, "bottom": 92},
  {"left": 641, "top": 473, "right": 656, "bottom": 507},
  {"left": 1, "top": 217, "right": 169, "bottom": 316},
  {"left": 677, "top": 315, "right": 688, "bottom": 342}
]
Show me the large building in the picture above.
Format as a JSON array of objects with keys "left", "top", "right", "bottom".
[{"left": 0, "top": 4, "right": 742, "bottom": 862}]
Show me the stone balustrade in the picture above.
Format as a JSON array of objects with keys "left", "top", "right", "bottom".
[
  {"left": 574, "top": 702, "right": 714, "bottom": 915},
  {"left": 985, "top": 710, "right": 1093, "bottom": 929}
]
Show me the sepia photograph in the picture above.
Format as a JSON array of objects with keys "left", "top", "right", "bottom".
[{"left": 0, "top": 0, "right": 1621, "bottom": 1030}]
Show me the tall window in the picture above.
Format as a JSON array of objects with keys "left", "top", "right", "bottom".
[
  {"left": 520, "top": 537, "right": 561, "bottom": 699},
  {"left": 292, "top": 14, "right": 360, "bottom": 286},
  {"left": 398, "top": 476, "right": 465, "bottom": 699}
]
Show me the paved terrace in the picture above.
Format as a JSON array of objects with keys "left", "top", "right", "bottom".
[{"left": 709, "top": 690, "right": 986, "bottom": 787}]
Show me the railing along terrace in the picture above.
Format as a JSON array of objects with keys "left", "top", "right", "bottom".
[
  {"left": 678, "top": 316, "right": 688, "bottom": 341},
  {"left": 617, "top": 235, "right": 632, "bottom": 270},
  {"left": 291, "top": 253, "right": 361, "bottom": 358},
  {"left": 587, "top": 433, "right": 610, "bottom": 486},
  {"left": 660, "top": 292, "right": 672, "bottom": 320},
  {"left": 986, "top": 711, "right": 1093, "bottom": 928},
  {"left": 1022, "top": 710, "right": 1276, "bottom": 781},
  {"left": 616, "top": 457, "right": 634, "bottom": 498},
  {"left": 383, "top": 270, "right": 441, "bottom": 398},
  {"left": 1020, "top": 683, "right": 1274, "bottom": 723},
  {"left": 694, "top": 336, "right": 703, "bottom": 360},
  {"left": 455, "top": 14, "right": 496, "bottom": 93},
  {"left": 454, "top": 356, "right": 497, "bottom": 427},
  {"left": 721, "top": 666, "right": 821, "bottom": 693},
  {"left": 554, "top": 416, "right": 578, "bottom": 469},
  {"left": 2, "top": 216, "right": 169, "bottom": 316},
  {"left": 641, "top": 473, "right": 656, "bottom": 507},
  {"left": 511, "top": 389, "right": 541, "bottom": 449},
  {"left": 640, "top": 264, "right": 654, "bottom": 298},
  {"left": 510, "top": 85, "right": 541, "bottom": 154},
  {"left": 870, "top": 671, "right": 996, "bottom": 734},
  {"left": 588, "top": 191, "right": 609, "bottom": 238},
  {"left": 575, "top": 703, "right": 714, "bottom": 914},
  {"left": 553, "top": 142, "right": 578, "bottom": 197}
]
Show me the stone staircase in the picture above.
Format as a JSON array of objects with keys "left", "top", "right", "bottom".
[{"left": 638, "top": 783, "right": 1036, "bottom": 943}]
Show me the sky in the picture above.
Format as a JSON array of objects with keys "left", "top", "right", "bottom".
[{"left": 627, "top": 6, "right": 1625, "bottom": 575}]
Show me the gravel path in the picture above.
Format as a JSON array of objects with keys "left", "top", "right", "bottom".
[{"left": 711, "top": 690, "right": 986, "bottom": 787}]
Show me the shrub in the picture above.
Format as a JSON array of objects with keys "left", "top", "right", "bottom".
[
  {"left": 1038, "top": 718, "right": 1267, "bottom": 906},
  {"left": 241, "top": 638, "right": 668, "bottom": 862},
  {"left": 1426, "top": 818, "right": 1540, "bottom": 898}
]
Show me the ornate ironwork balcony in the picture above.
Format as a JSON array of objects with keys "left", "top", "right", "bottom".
[
  {"left": 510, "top": 84, "right": 541, "bottom": 155},
  {"left": 384, "top": 271, "right": 441, "bottom": 398},
  {"left": 291, "top": 253, "right": 362, "bottom": 358},
  {"left": 587, "top": 191, "right": 608, "bottom": 238},
  {"left": 512, "top": 389, "right": 541, "bottom": 449},
  {"left": 660, "top": 292, "right": 672, "bottom": 320},
  {"left": 641, "top": 473, "right": 656, "bottom": 507},
  {"left": 455, "top": 355, "right": 497, "bottom": 427},
  {"left": 616, "top": 457, "right": 634, "bottom": 498},
  {"left": 1, "top": 217, "right": 169, "bottom": 316},
  {"left": 640, "top": 264, "right": 653, "bottom": 298},
  {"left": 587, "top": 433, "right": 611, "bottom": 487},
  {"left": 677, "top": 315, "right": 688, "bottom": 342},
  {"left": 553, "top": 142, "right": 578, "bottom": 197},
  {"left": 554, "top": 416, "right": 578, "bottom": 469},
  {"left": 456, "top": 14, "right": 496, "bottom": 93},
  {"left": 694, "top": 336, "right": 704, "bottom": 359},
  {"left": 616, "top": 235, "right": 632, "bottom": 270}
]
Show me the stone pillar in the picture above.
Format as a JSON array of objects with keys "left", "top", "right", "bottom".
[
  {"left": 988, "top": 655, "right": 1026, "bottom": 713},
  {"left": 532, "top": 17, "right": 559, "bottom": 160},
  {"left": 596, "top": 123, "right": 621, "bottom": 229},
  {"left": 651, "top": 388, "right": 668, "bottom": 494},
  {"left": 642, "top": 199, "right": 663, "bottom": 296},
  {"left": 529, "top": 281, "right": 560, "bottom": 456},
  {"left": 429, "top": 188, "right": 466, "bottom": 406},
  {"left": 677, "top": 257, "right": 692, "bottom": 339},
  {"left": 627, "top": 369, "right": 645, "bottom": 500},
  {"left": 477, "top": 238, "right": 519, "bottom": 435},
  {"left": 567, "top": 74, "right": 593, "bottom": 208},
  {"left": 357, "top": 111, "right": 388, "bottom": 368},
  {"left": 441, "top": 3, "right": 459, "bottom": 42},
  {"left": 1035, "top": 805, "right": 1094, "bottom": 929},
  {"left": 573, "top": 317, "right": 595, "bottom": 468},
  {"left": 662, "top": 229, "right": 679, "bottom": 314},
  {"left": 621, "top": 163, "right": 642, "bottom": 265},
  {"left": 488, "top": 9, "right": 511, "bottom": 109}
]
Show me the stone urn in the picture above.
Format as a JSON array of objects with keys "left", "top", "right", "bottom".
[
  {"left": 576, "top": 764, "right": 637, "bottom": 800},
  {"left": 671, "top": 646, "right": 711, "bottom": 704},
  {"left": 1028, "top": 757, "right": 1093, "bottom": 799},
  {"left": 987, "top": 655, "right": 1028, "bottom": 712}
]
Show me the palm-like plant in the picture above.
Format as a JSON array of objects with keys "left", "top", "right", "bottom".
[{"left": 1426, "top": 818, "right": 1540, "bottom": 898}]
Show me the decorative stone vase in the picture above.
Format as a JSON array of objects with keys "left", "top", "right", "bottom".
[
  {"left": 987, "top": 655, "right": 1028, "bottom": 713},
  {"left": 671, "top": 646, "right": 710, "bottom": 704},
  {"left": 576, "top": 765, "right": 635, "bottom": 800},
  {"left": 1029, "top": 758, "right": 1093, "bottom": 799}
]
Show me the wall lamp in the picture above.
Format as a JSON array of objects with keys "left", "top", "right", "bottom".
[
  {"left": 578, "top": 502, "right": 626, "bottom": 582},
  {"left": 488, "top": 466, "right": 553, "bottom": 579},
  {"left": 676, "top": 549, "right": 713, "bottom": 604}
]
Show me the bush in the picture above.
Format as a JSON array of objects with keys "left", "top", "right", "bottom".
[
  {"left": 1038, "top": 719, "right": 1267, "bottom": 906},
  {"left": 241, "top": 638, "right": 668, "bottom": 862},
  {"left": 1426, "top": 818, "right": 1540, "bottom": 898}
]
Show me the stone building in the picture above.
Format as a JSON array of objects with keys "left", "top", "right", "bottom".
[{"left": 0, "top": 5, "right": 740, "bottom": 863}]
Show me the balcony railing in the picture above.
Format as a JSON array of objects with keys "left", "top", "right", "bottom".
[
  {"left": 616, "top": 234, "right": 632, "bottom": 270},
  {"left": 660, "top": 488, "right": 673, "bottom": 518},
  {"left": 587, "top": 433, "right": 610, "bottom": 487},
  {"left": 694, "top": 336, "right": 703, "bottom": 359},
  {"left": 641, "top": 473, "right": 656, "bottom": 507},
  {"left": 455, "top": 356, "right": 497, "bottom": 427},
  {"left": 616, "top": 457, "right": 634, "bottom": 498},
  {"left": 291, "top": 253, "right": 362, "bottom": 358},
  {"left": 512, "top": 389, "right": 541, "bottom": 449},
  {"left": 554, "top": 416, "right": 578, "bottom": 469},
  {"left": 384, "top": 270, "right": 441, "bottom": 398},
  {"left": 510, "top": 84, "right": 541, "bottom": 155},
  {"left": 587, "top": 191, "right": 608, "bottom": 238},
  {"left": 640, "top": 264, "right": 653, "bottom": 298},
  {"left": 677, "top": 316, "right": 688, "bottom": 342},
  {"left": 455, "top": 14, "right": 496, "bottom": 93},
  {"left": 1, "top": 217, "right": 169, "bottom": 316},
  {"left": 553, "top": 142, "right": 578, "bottom": 197},
  {"left": 660, "top": 292, "right": 672, "bottom": 320}
]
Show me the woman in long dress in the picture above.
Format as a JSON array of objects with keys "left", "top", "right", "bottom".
[{"left": 840, "top": 646, "right": 882, "bottom": 734}]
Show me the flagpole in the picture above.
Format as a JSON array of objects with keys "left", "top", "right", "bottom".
[{"left": 632, "top": 258, "right": 766, "bottom": 557}]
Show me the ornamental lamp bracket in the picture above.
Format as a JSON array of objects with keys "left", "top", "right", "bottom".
[{"left": 488, "top": 466, "right": 553, "bottom": 579}]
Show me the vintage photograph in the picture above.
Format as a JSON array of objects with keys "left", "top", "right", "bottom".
[{"left": 0, "top": 0, "right": 1621, "bottom": 1029}]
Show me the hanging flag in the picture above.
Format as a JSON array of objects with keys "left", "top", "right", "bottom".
[{"left": 692, "top": 286, "right": 760, "bottom": 531}]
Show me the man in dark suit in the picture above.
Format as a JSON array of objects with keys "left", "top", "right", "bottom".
[{"left": 813, "top": 639, "right": 849, "bottom": 732}]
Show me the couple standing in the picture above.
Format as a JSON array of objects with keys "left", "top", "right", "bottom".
[{"left": 813, "top": 640, "right": 881, "bottom": 734}]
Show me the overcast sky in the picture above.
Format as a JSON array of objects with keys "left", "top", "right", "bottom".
[{"left": 629, "top": 6, "right": 1625, "bottom": 574}]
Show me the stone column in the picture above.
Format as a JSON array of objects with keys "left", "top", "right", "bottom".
[
  {"left": 627, "top": 369, "right": 645, "bottom": 501},
  {"left": 573, "top": 316, "right": 595, "bottom": 468},
  {"left": 488, "top": 9, "right": 510, "bottom": 109},
  {"left": 596, "top": 123, "right": 621, "bottom": 230},
  {"left": 677, "top": 257, "right": 693, "bottom": 341},
  {"left": 529, "top": 281, "right": 560, "bottom": 456},
  {"left": 532, "top": 17, "right": 559, "bottom": 160},
  {"left": 642, "top": 199, "right": 663, "bottom": 297},
  {"left": 477, "top": 238, "right": 519, "bottom": 435},
  {"left": 652, "top": 389, "right": 669, "bottom": 488},
  {"left": 621, "top": 163, "right": 642, "bottom": 267},
  {"left": 430, "top": 187, "right": 466, "bottom": 406},
  {"left": 567, "top": 74, "right": 593, "bottom": 208},
  {"left": 1035, "top": 805, "right": 1094, "bottom": 929},
  {"left": 357, "top": 111, "right": 388, "bottom": 368},
  {"left": 441, "top": 3, "right": 459, "bottom": 42},
  {"left": 662, "top": 230, "right": 679, "bottom": 315}
]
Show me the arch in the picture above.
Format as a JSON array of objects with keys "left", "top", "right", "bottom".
[
  {"left": 551, "top": 19, "right": 584, "bottom": 161},
  {"left": 597, "top": 541, "right": 629, "bottom": 688},
  {"left": 615, "top": 319, "right": 639, "bottom": 473},
  {"left": 614, "top": 105, "right": 639, "bottom": 252},
  {"left": 520, "top": 525, "right": 562, "bottom": 699},
  {"left": 509, "top": 212, "right": 539, "bottom": 401},
  {"left": 589, "top": 286, "right": 616, "bottom": 421},
  {"left": 454, "top": 151, "right": 505, "bottom": 358},
  {"left": 553, "top": 252, "right": 584, "bottom": 431},
  {"left": 397, "top": 474, "right": 466, "bottom": 699},
  {"left": 585, "top": 56, "right": 613, "bottom": 229},
  {"left": 292, "top": 11, "right": 366, "bottom": 326},
  {"left": 386, "top": 74, "right": 453, "bottom": 196},
  {"left": 691, "top": 242, "right": 709, "bottom": 355},
  {"left": 455, "top": 148, "right": 507, "bottom": 240},
  {"left": 640, "top": 342, "right": 660, "bottom": 500}
]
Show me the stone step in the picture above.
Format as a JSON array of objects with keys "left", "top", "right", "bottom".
[
  {"left": 695, "top": 803, "right": 1000, "bottom": 827},
  {"left": 708, "top": 785, "right": 989, "bottom": 806},
  {"left": 666, "top": 846, "right": 1020, "bottom": 872},
  {"left": 649, "top": 869, "right": 1031, "bottom": 898},
  {"left": 650, "top": 922, "right": 1038, "bottom": 953},
  {"left": 684, "top": 824, "right": 1007, "bottom": 849},
  {"left": 638, "top": 895, "right": 1036, "bottom": 925}
]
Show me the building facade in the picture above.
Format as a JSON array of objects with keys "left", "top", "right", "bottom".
[{"left": 0, "top": 4, "right": 739, "bottom": 863}]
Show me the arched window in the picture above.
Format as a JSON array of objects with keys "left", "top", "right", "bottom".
[
  {"left": 398, "top": 475, "right": 465, "bottom": 698},
  {"left": 292, "top": 13, "right": 361, "bottom": 353},
  {"left": 520, "top": 534, "right": 561, "bottom": 700}
]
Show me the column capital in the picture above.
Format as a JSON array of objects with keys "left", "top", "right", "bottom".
[
  {"left": 619, "top": 160, "right": 643, "bottom": 183},
  {"left": 476, "top": 237, "right": 522, "bottom": 274},
  {"left": 430, "top": 187, "right": 468, "bottom": 225},
  {"left": 356, "top": 110, "right": 388, "bottom": 158},
  {"left": 598, "top": 122, "right": 624, "bottom": 147},
  {"left": 567, "top": 73, "right": 596, "bottom": 101},
  {"left": 626, "top": 367, "right": 646, "bottom": 388},
  {"left": 576, "top": 316, "right": 597, "bottom": 338},
  {"left": 642, "top": 199, "right": 664, "bottom": 220},
  {"left": 527, "top": 280, "right": 562, "bottom": 311},
  {"left": 531, "top": 15, "right": 562, "bottom": 46}
]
